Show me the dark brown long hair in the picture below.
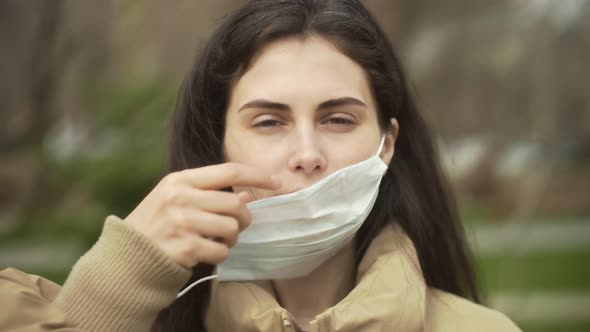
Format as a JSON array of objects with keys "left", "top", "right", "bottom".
[{"left": 153, "top": 0, "right": 480, "bottom": 330}]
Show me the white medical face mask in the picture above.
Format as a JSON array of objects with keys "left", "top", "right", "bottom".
[{"left": 177, "top": 135, "right": 388, "bottom": 298}]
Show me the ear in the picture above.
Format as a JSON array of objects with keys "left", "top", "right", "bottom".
[{"left": 380, "top": 117, "right": 399, "bottom": 166}]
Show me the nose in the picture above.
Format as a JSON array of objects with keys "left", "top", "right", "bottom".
[{"left": 288, "top": 132, "right": 326, "bottom": 175}]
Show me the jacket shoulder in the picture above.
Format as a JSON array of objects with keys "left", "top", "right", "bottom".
[
  {"left": 0, "top": 267, "right": 70, "bottom": 330},
  {"left": 0, "top": 267, "right": 63, "bottom": 300},
  {"left": 426, "top": 288, "right": 522, "bottom": 332}
]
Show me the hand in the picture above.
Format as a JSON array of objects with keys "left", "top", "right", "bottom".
[{"left": 124, "top": 163, "right": 281, "bottom": 268}]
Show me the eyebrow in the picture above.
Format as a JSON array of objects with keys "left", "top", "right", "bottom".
[{"left": 237, "top": 97, "right": 367, "bottom": 112}]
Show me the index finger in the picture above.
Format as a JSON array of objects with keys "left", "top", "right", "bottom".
[{"left": 178, "top": 162, "right": 281, "bottom": 190}]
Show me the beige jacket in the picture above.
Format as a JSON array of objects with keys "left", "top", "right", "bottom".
[{"left": 0, "top": 216, "right": 521, "bottom": 332}]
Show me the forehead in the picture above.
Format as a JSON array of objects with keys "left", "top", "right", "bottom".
[{"left": 230, "top": 36, "right": 374, "bottom": 106}]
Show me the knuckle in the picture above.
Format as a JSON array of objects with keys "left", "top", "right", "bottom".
[
  {"left": 165, "top": 208, "right": 185, "bottom": 225},
  {"left": 180, "top": 243, "right": 197, "bottom": 260},
  {"left": 159, "top": 222, "right": 177, "bottom": 239},
  {"left": 162, "top": 188, "right": 182, "bottom": 204},
  {"left": 163, "top": 172, "right": 180, "bottom": 185}
]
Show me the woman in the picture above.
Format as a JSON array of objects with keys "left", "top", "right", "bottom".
[{"left": 0, "top": 1, "right": 521, "bottom": 331}]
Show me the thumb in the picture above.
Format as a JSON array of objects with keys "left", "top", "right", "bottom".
[{"left": 237, "top": 191, "right": 254, "bottom": 204}]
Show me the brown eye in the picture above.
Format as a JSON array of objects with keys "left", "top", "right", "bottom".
[
  {"left": 325, "top": 117, "right": 354, "bottom": 125},
  {"left": 254, "top": 119, "right": 283, "bottom": 127}
]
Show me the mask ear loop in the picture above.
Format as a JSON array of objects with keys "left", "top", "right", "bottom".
[
  {"left": 375, "top": 135, "right": 386, "bottom": 157},
  {"left": 177, "top": 274, "right": 218, "bottom": 298}
]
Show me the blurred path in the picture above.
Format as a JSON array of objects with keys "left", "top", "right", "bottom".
[
  {"left": 468, "top": 220, "right": 590, "bottom": 254},
  {"left": 1, "top": 220, "right": 589, "bottom": 326}
]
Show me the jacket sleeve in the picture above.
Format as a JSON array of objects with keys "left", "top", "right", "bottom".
[{"left": 0, "top": 216, "right": 192, "bottom": 332}]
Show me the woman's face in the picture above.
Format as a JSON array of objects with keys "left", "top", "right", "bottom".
[{"left": 224, "top": 36, "right": 398, "bottom": 199}]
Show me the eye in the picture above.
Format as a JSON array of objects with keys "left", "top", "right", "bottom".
[
  {"left": 253, "top": 119, "right": 284, "bottom": 127},
  {"left": 324, "top": 117, "right": 355, "bottom": 126}
]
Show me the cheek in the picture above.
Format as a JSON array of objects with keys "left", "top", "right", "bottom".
[
  {"left": 224, "top": 128, "right": 283, "bottom": 166},
  {"left": 225, "top": 140, "right": 273, "bottom": 165}
]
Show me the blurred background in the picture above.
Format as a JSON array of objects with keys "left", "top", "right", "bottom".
[{"left": 0, "top": 0, "right": 588, "bottom": 331}]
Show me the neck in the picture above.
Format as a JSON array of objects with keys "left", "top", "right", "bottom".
[{"left": 271, "top": 242, "right": 356, "bottom": 331}]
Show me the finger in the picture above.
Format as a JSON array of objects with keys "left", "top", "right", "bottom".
[
  {"left": 178, "top": 189, "right": 251, "bottom": 229},
  {"left": 237, "top": 191, "right": 254, "bottom": 204},
  {"left": 183, "top": 209, "right": 241, "bottom": 246},
  {"left": 178, "top": 163, "right": 282, "bottom": 190},
  {"left": 191, "top": 236, "right": 229, "bottom": 265}
]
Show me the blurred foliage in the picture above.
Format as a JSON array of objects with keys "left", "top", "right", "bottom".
[{"left": 1, "top": 78, "right": 175, "bottom": 249}]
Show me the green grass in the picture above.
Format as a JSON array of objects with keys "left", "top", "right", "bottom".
[
  {"left": 518, "top": 321, "right": 590, "bottom": 332},
  {"left": 476, "top": 249, "right": 590, "bottom": 292}
]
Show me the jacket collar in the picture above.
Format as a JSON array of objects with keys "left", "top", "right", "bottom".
[{"left": 205, "top": 224, "right": 426, "bottom": 332}]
